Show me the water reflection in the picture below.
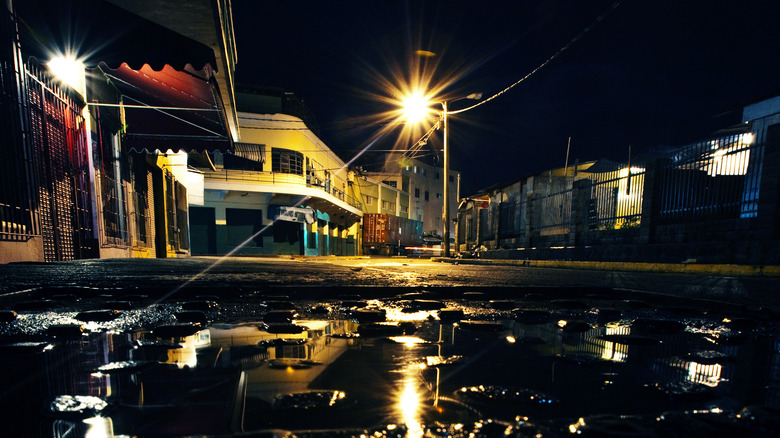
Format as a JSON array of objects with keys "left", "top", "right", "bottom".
[{"left": 0, "top": 297, "right": 778, "bottom": 437}]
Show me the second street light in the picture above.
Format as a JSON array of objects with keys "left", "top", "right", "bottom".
[{"left": 403, "top": 92, "right": 481, "bottom": 257}]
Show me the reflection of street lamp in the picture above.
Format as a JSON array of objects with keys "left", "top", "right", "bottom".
[{"left": 403, "top": 92, "right": 481, "bottom": 257}]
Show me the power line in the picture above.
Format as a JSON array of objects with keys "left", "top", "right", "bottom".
[{"left": 448, "top": 1, "right": 621, "bottom": 116}]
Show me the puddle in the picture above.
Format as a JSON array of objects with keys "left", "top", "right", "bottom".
[{"left": 0, "top": 293, "right": 778, "bottom": 437}]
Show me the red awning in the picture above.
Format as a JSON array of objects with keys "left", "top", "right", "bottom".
[{"left": 98, "top": 63, "right": 232, "bottom": 153}]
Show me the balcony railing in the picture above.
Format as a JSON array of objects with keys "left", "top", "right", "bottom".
[{"left": 203, "top": 168, "right": 363, "bottom": 210}]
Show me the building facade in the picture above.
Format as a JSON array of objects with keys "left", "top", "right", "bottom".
[
  {"left": 187, "top": 89, "right": 363, "bottom": 256},
  {"left": 366, "top": 153, "right": 460, "bottom": 244},
  {"left": 0, "top": 0, "right": 239, "bottom": 263}
]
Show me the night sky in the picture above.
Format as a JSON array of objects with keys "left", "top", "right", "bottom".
[{"left": 232, "top": 0, "right": 780, "bottom": 196}]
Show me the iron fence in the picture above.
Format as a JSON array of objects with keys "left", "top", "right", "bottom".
[
  {"left": 25, "top": 62, "right": 96, "bottom": 261},
  {"left": 0, "top": 9, "right": 39, "bottom": 242},
  {"left": 657, "top": 130, "right": 760, "bottom": 221},
  {"left": 586, "top": 163, "right": 646, "bottom": 230}
]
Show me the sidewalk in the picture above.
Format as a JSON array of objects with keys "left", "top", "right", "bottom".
[{"left": 432, "top": 257, "right": 780, "bottom": 278}]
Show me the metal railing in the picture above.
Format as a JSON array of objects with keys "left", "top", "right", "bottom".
[
  {"left": 203, "top": 168, "right": 363, "bottom": 210},
  {"left": 657, "top": 131, "right": 760, "bottom": 220},
  {"left": 587, "top": 164, "right": 645, "bottom": 230}
]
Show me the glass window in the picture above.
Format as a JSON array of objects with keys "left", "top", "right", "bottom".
[
  {"left": 383, "top": 180, "right": 397, "bottom": 188},
  {"left": 425, "top": 191, "right": 429, "bottom": 201},
  {"left": 434, "top": 172, "right": 440, "bottom": 180},
  {"left": 437, "top": 193, "right": 442, "bottom": 199},
  {"left": 272, "top": 148, "right": 303, "bottom": 175},
  {"left": 414, "top": 188, "right": 420, "bottom": 198}
]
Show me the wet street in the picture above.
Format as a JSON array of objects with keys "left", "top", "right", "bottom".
[{"left": 0, "top": 257, "right": 779, "bottom": 437}]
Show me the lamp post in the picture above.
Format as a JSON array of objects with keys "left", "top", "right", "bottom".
[
  {"left": 440, "top": 93, "right": 480, "bottom": 257},
  {"left": 442, "top": 101, "right": 451, "bottom": 257},
  {"left": 402, "top": 91, "right": 480, "bottom": 257}
]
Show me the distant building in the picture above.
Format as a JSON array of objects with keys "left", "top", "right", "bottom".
[
  {"left": 353, "top": 176, "right": 409, "bottom": 218},
  {"left": 187, "top": 87, "right": 363, "bottom": 256},
  {"left": 365, "top": 153, "right": 459, "bottom": 244}
]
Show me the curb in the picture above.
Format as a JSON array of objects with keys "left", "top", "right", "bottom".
[{"left": 431, "top": 257, "right": 780, "bottom": 277}]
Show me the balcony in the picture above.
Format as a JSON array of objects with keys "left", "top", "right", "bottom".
[{"left": 202, "top": 168, "right": 363, "bottom": 212}]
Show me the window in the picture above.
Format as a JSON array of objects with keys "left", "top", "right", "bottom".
[
  {"left": 436, "top": 193, "right": 442, "bottom": 199},
  {"left": 402, "top": 181, "right": 409, "bottom": 192},
  {"left": 382, "top": 200, "right": 390, "bottom": 210},
  {"left": 421, "top": 168, "right": 426, "bottom": 176},
  {"left": 400, "top": 205, "right": 408, "bottom": 213},
  {"left": 434, "top": 172, "right": 440, "bottom": 180},
  {"left": 425, "top": 191, "right": 429, "bottom": 201},
  {"left": 414, "top": 188, "right": 420, "bottom": 198},
  {"left": 364, "top": 195, "right": 374, "bottom": 205},
  {"left": 272, "top": 148, "right": 303, "bottom": 175},
  {"left": 383, "top": 180, "right": 397, "bottom": 188},
  {"left": 449, "top": 175, "right": 455, "bottom": 182}
]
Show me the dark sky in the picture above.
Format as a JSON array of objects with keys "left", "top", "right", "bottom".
[{"left": 232, "top": 0, "right": 780, "bottom": 196}]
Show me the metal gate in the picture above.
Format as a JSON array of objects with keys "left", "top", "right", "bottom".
[{"left": 25, "top": 62, "right": 96, "bottom": 261}]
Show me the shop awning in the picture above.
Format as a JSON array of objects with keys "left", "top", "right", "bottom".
[
  {"left": 14, "top": 0, "right": 234, "bottom": 153},
  {"left": 232, "top": 143, "right": 266, "bottom": 163},
  {"left": 98, "top": 62, "right": 232, "bottom": 153},
  {"left": 14, "top": 0, "right": 216, "bottom": 71}
]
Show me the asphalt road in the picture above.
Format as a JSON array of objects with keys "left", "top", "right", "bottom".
[{"left": 0, "top": 256, "right": 777, "bottom": 312}]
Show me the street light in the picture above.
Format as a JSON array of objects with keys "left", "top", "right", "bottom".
[{"left": 403, "top": 92, "right": 481, "bottom": 257}]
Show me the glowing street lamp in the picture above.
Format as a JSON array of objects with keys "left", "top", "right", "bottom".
[
  {"left": 402, "top": 92, "right": 481, "bottom": 257},
  {"left": 47, "top": 55, "right": 86, "bottom": 94}
]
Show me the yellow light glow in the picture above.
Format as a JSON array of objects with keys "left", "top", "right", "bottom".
[
  {"left": 401, "top": 91, "right": 432, "bottom": 124},
  {"left": 506, "top": 335, "right": 516, "bottom": 343},
  {"left": 48, "top": 55, "right": 85, "bottom": 91},
  {"left": 390, "top": 336, "right": 426, "bottom": 346},
  {"left": 686, "top": 361, "right": 722, "bottom": 387},
  {"left": 397, "top": 378, "right": 423, "bottom": 437},
  {"left": 84, "top": 416, "right": 114, "bottom": 438}
]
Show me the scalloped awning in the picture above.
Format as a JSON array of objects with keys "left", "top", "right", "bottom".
[
  {"left": 98, "top": 62, "right": 231, "bottom": 153},
  {"left": 15, "top": 0, "right": 217, "bottom": 72}
]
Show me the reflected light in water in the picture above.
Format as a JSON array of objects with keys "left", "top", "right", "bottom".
[
  {"left": 385, "top": 307, "right": 430, "bottom": 322},
  {"left": 687, "top": 362, "right": 723, "bottom": 387},
  {"left": 397, "top": 377, "right": 424, "bottom": 438},
  {"left": 83, "top": 416, "right": 113, "bottom": 438},
  {"left": 164, "top": 333, "right": 201, "bottom": 368},
  {"left": 601, "top": 324, "right": 629, "bottom": 362},
  {"left": 389, "top": 336, "right": 427, "bottom": 346}
]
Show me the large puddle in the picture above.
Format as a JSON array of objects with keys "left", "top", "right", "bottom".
[{"left": 0, "top": 290, "right": 778, "bottom": 437}]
